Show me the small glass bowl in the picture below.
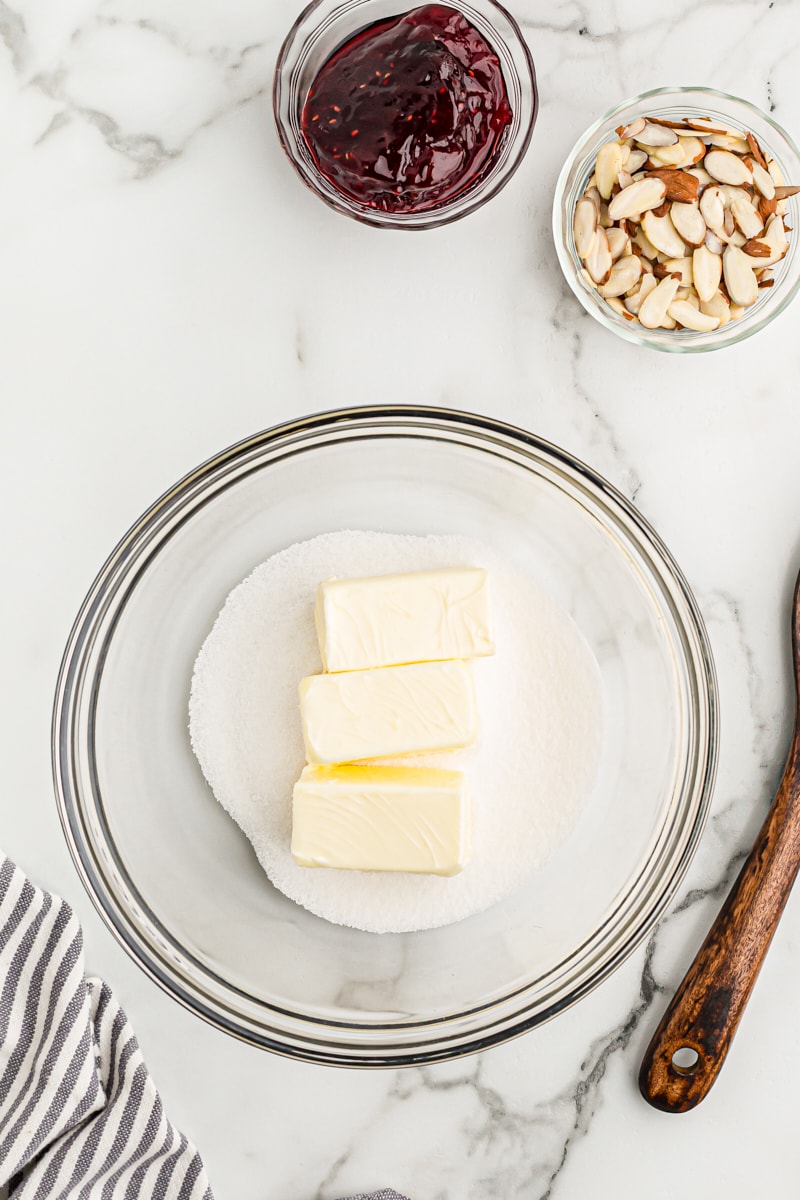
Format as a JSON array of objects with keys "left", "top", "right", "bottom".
[
  {"left": 553, "top": 86, "right": 800, "bottom": 352},
  {"left": 273, "top": 0, "right": 537, "bottom": 230}
]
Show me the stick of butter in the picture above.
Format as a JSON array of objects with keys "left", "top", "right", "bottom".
[
  {"left": 299, "top": 660, "right": 477, "bottom": 765},
  {"left": 315, "top": 566, "right": 494, "bottom": 672},
  {"left": 291, "top": 764, "right": 471, "bottom": 875}
]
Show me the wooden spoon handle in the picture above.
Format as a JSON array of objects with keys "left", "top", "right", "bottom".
[{"left": 639, "top": 734, "right": 800, "bottom": 1112}]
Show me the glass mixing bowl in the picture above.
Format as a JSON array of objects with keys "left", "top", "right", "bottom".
[
  {"left": 54, "top": 407, "right": 718, "bottom": 1066},
  {"left": 553, "top": 87, "right": 800, "bottom": 352},
  {"left": 273, "top": 0, "right": 537, "bottom": 229}
]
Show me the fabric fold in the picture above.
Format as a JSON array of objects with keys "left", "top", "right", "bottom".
[{"left": 0, "top": 855, "right": 408, "bottom": 1200}]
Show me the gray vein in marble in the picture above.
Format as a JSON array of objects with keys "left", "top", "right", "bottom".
[
  {"left": 706, "top": 589, "right": 775, "bottom": 771},
  {"left": 672, "top": 848, "right": 749, "bottom": 916},
  {"left": 549, "top": 293, "right": 643, "bottom": 502},
  {"left": 92, "top": 13, "right": 268, "bottom": 73},
  {"left": 8, "top": 11, "right": 274, "bottom": 179},
  {"left": 0, "top": 0, "right": 26, "bottom": 72},
  {"left": 27, "top": 68, "right": 176, "bottom": 174},
  {"left": 313, "top": 945, "right": 667, "bottom": 1199}
]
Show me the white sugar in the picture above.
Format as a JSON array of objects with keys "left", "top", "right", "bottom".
[{"left": 189, "top": 531, "right": 603, "bottom": 933}]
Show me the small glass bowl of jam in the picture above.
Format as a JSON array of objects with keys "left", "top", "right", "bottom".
[{"left": 274, "top": 0, "right": 537, "bottom": 229}]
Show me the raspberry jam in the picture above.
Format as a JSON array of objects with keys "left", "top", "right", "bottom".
[{"left": 300, "top": 4, "right": 513, "bottom": 214}]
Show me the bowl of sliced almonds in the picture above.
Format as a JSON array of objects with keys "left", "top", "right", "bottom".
[{"left": 553, "top": 87, "right": 800, "bottom": 351}]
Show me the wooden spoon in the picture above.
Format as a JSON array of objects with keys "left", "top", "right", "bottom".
[{"left": 640, "top": 570, "right": 800, "bottom": 1112}]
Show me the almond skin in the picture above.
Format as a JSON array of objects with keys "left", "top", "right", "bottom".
[
  {"left": 741, "top": 238, "right": 772, "bottom": 258},
  {"left": 644, "top": 168, "right": 701, "bottom": 203}
]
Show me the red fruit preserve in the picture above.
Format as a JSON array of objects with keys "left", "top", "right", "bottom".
[{"left": 301, "top": 4, "right": 513, "bottom": 214}]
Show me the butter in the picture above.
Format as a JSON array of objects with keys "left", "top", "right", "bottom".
[
  {"left": 315, "top": 566, "right": 494, "bottom": 672},
  {"left": 299, "top": 659, "right": 477, "bottom": 765},
  {"left": 291, "top": 764, "right": 471, "bottom": 875}
]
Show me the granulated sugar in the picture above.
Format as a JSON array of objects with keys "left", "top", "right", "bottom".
[{"left": 189, "top": 531, "right": 603, "bottom": 933}]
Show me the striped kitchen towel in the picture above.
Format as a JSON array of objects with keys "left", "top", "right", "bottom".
[{"left": 0, "top": 855, "right": 408, "bottom": 1200}]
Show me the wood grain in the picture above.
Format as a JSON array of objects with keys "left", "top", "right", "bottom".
[{"left": 639, "top": 572, "right": 800, "bottom": 1113}]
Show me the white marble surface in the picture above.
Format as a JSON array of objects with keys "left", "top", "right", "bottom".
[{"left": 3, "top": 0, "right": 800, "bottom": 1195}]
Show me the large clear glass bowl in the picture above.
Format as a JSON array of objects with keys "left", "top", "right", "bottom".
[
  {"left": 53, "top": 407, "right": 718, "bottom": 1066},
  {"left": 553, "top": 87, "right": 800, "bottom": 352}
]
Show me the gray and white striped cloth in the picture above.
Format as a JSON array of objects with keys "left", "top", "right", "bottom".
[{"left": 0, "top": 854, "right": 408, "bottom": 1200}]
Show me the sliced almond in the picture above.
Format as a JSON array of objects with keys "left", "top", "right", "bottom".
[
  {"left": 618, "top": 169, "right": 634, "bottom": 191},
  {"left": 663, "top": 257, "right": 693, "bottom": 286},
  {"left": 699, "top": 186, "right": 725, "bottom": 230},
  {"left": 624, "top": 273, "right": 658, "bottom": 314},
  {"left": 705, "top": 150, "right": 753, "bottom": 186},
  {"left": 692, "top": 244, "right": 722, "bottom": 302},
  {"left": 774, "top": 185, "right": 800, "bottom": 200},
  {"left": 723, "top": 208, "right": 735, "bottom": 237},
  {"left": 633, "top": 226, "right": 659, "bottom": 259},
  {"left": 723, "top": 244, "right": 759, "bottom": 306},
  {"left": 741, "top": 238, "right": 772, "bottom": 258},
  {"left": 670, "top": 202, "right": 707, "bottom": 246},
  {"left": 751, "top": 161, "right": 775, "bottom": 200},
  {"left": 645, "top": 142, "right": 689, "bottom": 167},
  {"left": 641, "top": 210, "right": 687, "bottom": 258},
  {"left": 704, "top": 133, "right": 750, "bottom": 154},
  {"left": 687, "top": 166, "right": 713, "bottom": 187},
  {"left": 607, "top": 176, "right": 666, "bottom": 221},
  {"left": 644, "top": 168, "right": 699, "bottom": 203},
  {"left": 626, "top": 149, "right": 648, "bottom": 173},
  {"left": 758, "top": 193, "right": 778, "bottom": 221},
  {"left": 668, "top": 299, "right": 721, "bottom": 331},
  {"left": 584, "top": 185, "right": 602, "bottom": 213},
  {"left": 605, "top": 296, "right": 633, "bottom": 318},
  {"left": 606, "top": 226, "right": 629, "bottom": 261},
  {"left": 574, "top": 198, "right": 598, "bottom": 259},
  {"left": 679, "top": 289, "right": 700, "bottom": 309},
  {"left": 638, "top": 122, "right": 679, "bottom": 146},
  {"left": 729, "top": 303, "right": 746, "bottom": 319},
  {"left": 660, "top": 313, "right": 678, "bottom": 330},
  {"left": 731, "top": 197, "right": 764, "bottom": 239},
  {"left": 598, "top": 254, "right": 643, "bottom": 297},
  {"left": 760, "top": 212, "right": 789, "bottom": 265},
  {"left": 686, "top": 118, "right": 730, "bottom": 136},
  {"left": 638, "top": 274, "right": 681, "bottom": 329},
  {"left": 768, "top": 158, "right": 786, "bottom": 187},
  {"left": 647, "top": 117, "right": 693, "bottom": 130},
  {"left": 676, "top": 135, "right": 707, "bottom": 165},
  {"left": 620, "top": 117, "right": 646, "bottom": 140},
  {"left": 719, "top": 184, "right": 755, "bottom": 208},
  {"left": 746, "top": 131, "right": 768, "bottom": 170},
  {"left": 585, "top": 227, "right": 613, "bottom": 284},
  {"left": 699, "top": 290, "right": 731, "bottom": 327},
  {"left": 704, "top": 229, "right": 725, "bottom": 255},
  {"left": 596, "top": 141, "right": 624, "bottom": 200}
]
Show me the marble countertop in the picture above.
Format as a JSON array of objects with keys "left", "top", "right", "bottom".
[{"left": 4, "top": 0, "right": 800, "bottom": 1195}]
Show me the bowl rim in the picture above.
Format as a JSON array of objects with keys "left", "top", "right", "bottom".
[
  {"left": 52, "top": 404, "right": 719, "bottom": 1066},
  {"left": 552, "top": 85, "right": 800, "bottom": 352},
  {"left": 272, "top": 0, "right": 538, "bottom": 230}
]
